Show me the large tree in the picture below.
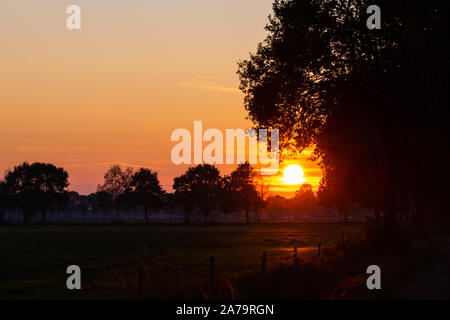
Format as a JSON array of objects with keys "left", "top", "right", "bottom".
[
  {"left": 238, "top": 0, "right": 450, "bottom": 235},
  {"left": 173, "top": 174, "right": 196, "bottom": 223},
  {"left": 98, "top": 165, "right": 133, "bottom": 218},
  {"left": 172, "top": 164, "right": 221, "bottom": 223},
  {"left": 130, "top": 168, "right": 165, "bottom": 223},
  {"left": 229, "top": 162, "right": 260, "bottom": 224},
  {"left": 4, "top": 162, "right": 69, "bottom": 223}
]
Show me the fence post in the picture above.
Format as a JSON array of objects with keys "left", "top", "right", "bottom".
[{"left": 318, "top": 242, "right": 321, "bottom": 257}]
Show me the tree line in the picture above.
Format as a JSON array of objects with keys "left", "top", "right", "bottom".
[
  {"left": 0, "top": 162, "right": 270, "bottom": 224},
  {"left": 0, "top": 161, "right": 376, "bottom": 224}
]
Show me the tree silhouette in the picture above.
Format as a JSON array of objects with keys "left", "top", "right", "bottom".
[
  {"left": 4, "top": 162, "right": 69, "bottom": 223},
  {"left": 88, "top": 191, "right": 114, "bottom": 219},
  {"left": 229, "top": 162, "right": 260, "bottom": 224},
  {"left": 130, "top": 168, "right": 165, "bottom": 224},
  {"left": 294, "top": 184, "right": 316, "bottom": 218},
  {"left": 66, "top": 191, "right": 90, "bottom": 217},
  {"left": 217, "top": 175, "right": 238, "bottom": 215},
  {"left": 98, "top": 165, "right": 133, "bottom": 219},
  {"left": 172, "top": 164, "right": 221, "bottom": 223},
  {"left": 173, "top": 174, "right": 196, "bottom": 223},
  {"left": 238, "top": 0, "right": 450, "bottom": 236}
]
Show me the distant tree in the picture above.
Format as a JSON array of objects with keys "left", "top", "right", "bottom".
[
  {"left": 164, "top": 192, "right": 177, "bottom": 223},
  {"left": 172, "top": 164, "right": 221, "bottom": 223},
  {"left": 295, "top": 183, "right": 313, "bottom": 197},
  {"left": 217, "top": 175, "right": 238, "bottom": 215},
  {"left": 98, "top": 165, "right": 133, "bottom": 218},
  {"left": 4, "top": 162, "right": 69, "bottom": 223},
  {"left": 229, "top": 162, "right": 260, "bottom": 224},
  {"left": 130, "top": 168, "right": 165, "bottom": 223},
  {"left": 173, "top": 174, "right": 196, "bottom": 223},
  {"left": 265, "top": 195, "right": 288, "bottom": 219},
  {"left": 253, "top": 175, "right": 270, "bottom": 222},
  {"left": 66, "top": 191, "right": 90, "bottom": 216},
  {"left": 294, "top": 184, "right": 316, "bottom": 218},
  {"left": 88, "top": 191, "right": 114, "bottom": 219}
]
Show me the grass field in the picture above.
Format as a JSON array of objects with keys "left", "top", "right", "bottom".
[{"left": 0, "top": 223, "right": 364, "bottom": 299}]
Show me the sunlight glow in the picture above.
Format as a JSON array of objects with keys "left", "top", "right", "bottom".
[{"left": 283, "top": 164, "right": 304, "bottom": 185}]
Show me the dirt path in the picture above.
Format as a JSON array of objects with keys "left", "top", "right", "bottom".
[{"left": 394, "top": 233, "right": 450, "bottom": 299}]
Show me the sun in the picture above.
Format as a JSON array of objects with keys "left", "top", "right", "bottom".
[{"left": 283, "top": 164, "right": 304, "bottom": 185}]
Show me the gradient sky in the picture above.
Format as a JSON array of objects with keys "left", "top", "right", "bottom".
[{"left": 0, "top": 0, "right": 322, "bottom": 197}]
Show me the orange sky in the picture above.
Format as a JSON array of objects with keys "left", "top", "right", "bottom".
[{"left": 0, "top": 0, "right": 322, "bottom": 197}]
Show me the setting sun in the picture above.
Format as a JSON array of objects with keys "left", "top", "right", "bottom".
[{"left": 283, "top": 164, "right": 305, "bottom": 185}]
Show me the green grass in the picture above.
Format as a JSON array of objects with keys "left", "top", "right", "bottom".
[{"left": 0, "top": 223, "right": 364, "bottom": 299}]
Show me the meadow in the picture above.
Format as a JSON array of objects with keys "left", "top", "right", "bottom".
[{"left": 0, "top": 223, "right": 364, "bottom": 299}]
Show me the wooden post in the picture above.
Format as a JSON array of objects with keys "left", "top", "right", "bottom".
[
  {"left": 318, "top": 242, "right": 321, "bottom": 257},
  {"left": 209, "top": 257, "right": 215, "bottom": 290},
  {"left": 262, "top": 251, "right": 266, "bottom": 275}
]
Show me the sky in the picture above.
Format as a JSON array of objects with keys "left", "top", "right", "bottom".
[{"left": 0, "top": 0, "right": 322, "bottom": 197}]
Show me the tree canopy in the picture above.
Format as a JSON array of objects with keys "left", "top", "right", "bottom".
[
  {"left": 173, "top": 164, "right": 222, "bottom": 223},
  {"left": 97, "top": 165, "right": 133, "bottom": 217},
  {"left": 3, "top": 162, "right": 69, "bottom": 223},
  {"left": 238, "top": 0, "right": 450, "bottom": 233},
  {"left": 130, "top": 168, "right": 165, "bottom": 223}
]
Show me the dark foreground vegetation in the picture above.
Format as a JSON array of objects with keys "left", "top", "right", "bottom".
[
  {"left": 86, "top": 224, "right": 440, "bottom": 299},
  {"left": 0, "top": 223, "right": 365, "bottom": 299},
  {"left": 2, "top": 222, "right": 445, "bottom": 299}
]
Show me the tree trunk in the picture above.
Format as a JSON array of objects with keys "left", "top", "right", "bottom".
[
  {"left": 246, "top": 208, "right": 250, "bottom": 224},
  {"left": 184, "top": 210, "right": 190, "bottom": 224},
  {"left": 204, "top": 209, "right": 208, "bottom": 223}
]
